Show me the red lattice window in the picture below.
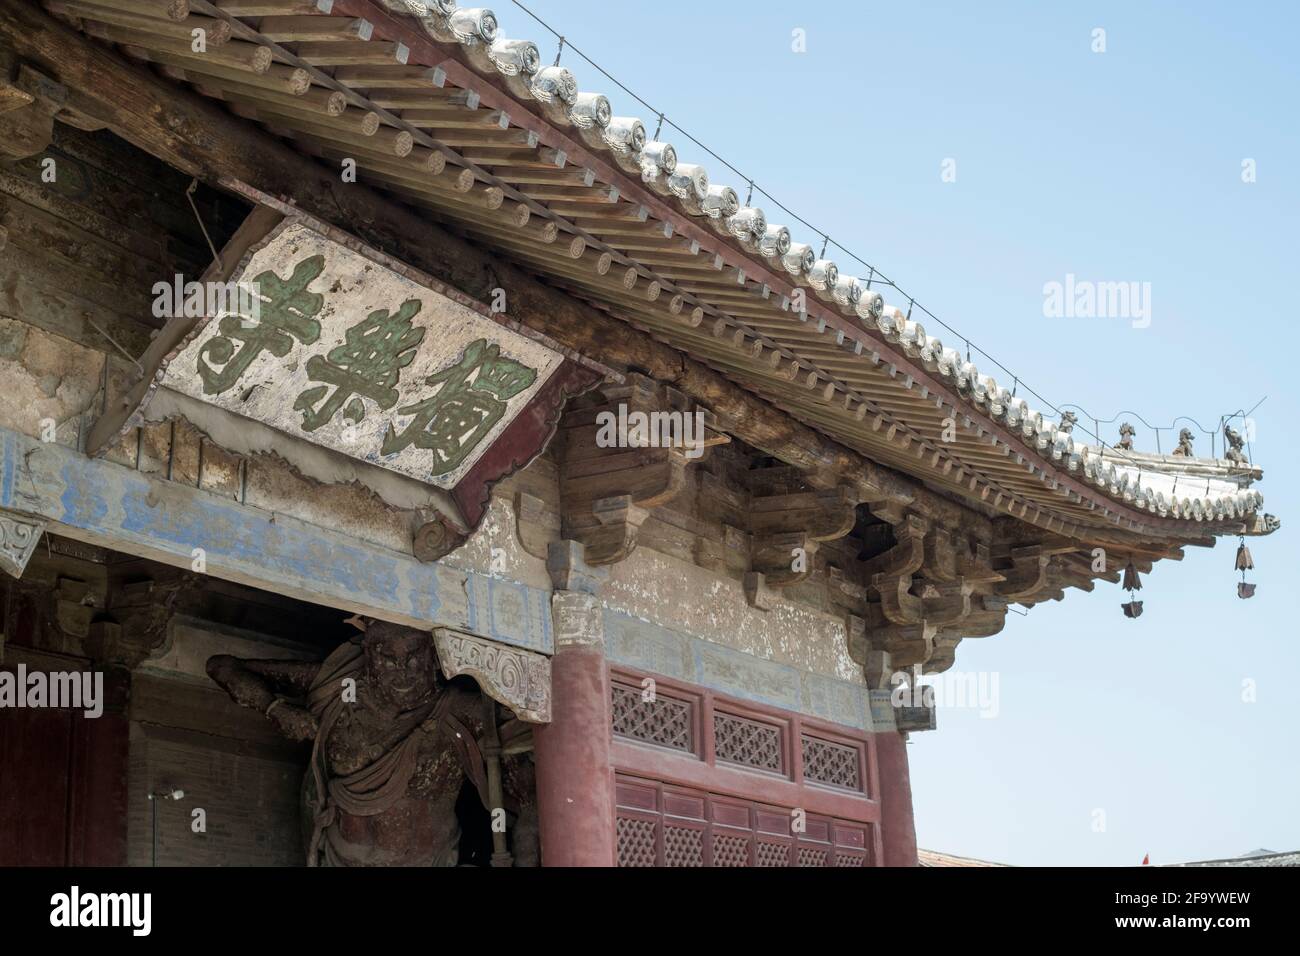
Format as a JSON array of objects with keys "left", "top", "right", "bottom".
[
  {"left": 713, "top": 711, "right": 784, "bottom": 774},
  {"left": 711, "top": 831, "right": 751, "bottom": 867},
  {"left": 615, "top": 775, "right": 871, "bottom": 868},
  {"left": 664, "top": 825, "right": 705, "bottom": 867},
  {"left": 611, "top": 681, "right": 696, "bottom": 754},
  {"left": 755, "top": 841, "right": 791, "bottom": 867},
  {"left": 799, "top": 846, "right": 830, "bottom": 867},
  {"left": 801, "top": 733, "right": 864, "bottom": 792},
  {"left": 616, "top": 816, "right": 658, "bottom": 867}
]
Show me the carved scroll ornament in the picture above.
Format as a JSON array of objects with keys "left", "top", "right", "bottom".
[{"left": 433, "top": 627, "right": 552, "bottom": 723}]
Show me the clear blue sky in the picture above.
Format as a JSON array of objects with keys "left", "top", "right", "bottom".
[{"left": 512, "top": 0, "right": 1300, "bottom": 864}]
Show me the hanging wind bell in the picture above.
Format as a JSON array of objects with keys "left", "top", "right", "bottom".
[
  {"left": 1235, "top": 536, "right": 1256, "bottom": 599},
  {"left": 1121, "top": 558, "right": 1143, "bottom": 618}
]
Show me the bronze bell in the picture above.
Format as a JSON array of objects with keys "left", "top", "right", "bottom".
[
  {"left": 1122, "top": 600, "right": 1144, "bottom": 618},
  {"left": 1235, "top": 542, "right": 1254, "bottom": 572},
  {"left": 1236, "top": 538, "right": 1256, "bottom": 598}
]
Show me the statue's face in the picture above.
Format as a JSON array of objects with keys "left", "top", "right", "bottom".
[{"left": 363, "top": 624, "right": 436, "bottom": 709}]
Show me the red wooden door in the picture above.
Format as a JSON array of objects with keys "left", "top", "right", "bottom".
[{"left": 0, "top": 700, "right": 128, "bottom": 866}]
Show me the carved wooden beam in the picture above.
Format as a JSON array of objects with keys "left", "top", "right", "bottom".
[
  {"left": 0, "top": 50, "right": 67, "bottom": 158},
  {"left": 925, "top": 594, "right": 1012, "bottom": 673},
  {"left": 558, "top": 373, "right": 724, "bottom": 565},
  {"left": 513, "top": 490, "right": 557, "bottom": 561},
  {"left": 1059, "top": 550, "right": 1121, "bottom": 585},
  {"left": 873, "top": 573, "right": 923, "bottom": 625},
  {"left": 856, "top": 512, "right": 1010, "bottom": 672},
  {"left": 993, "top": 545, "right": 1054, "bottom": 601},
  {"left": 0, "top": 505, "right": 46, "bottom": 579},
  {"left": 922, "top": 580, "right": 975, "bottom": 626},
  {"left": 860, "top": 513, "right": 929, "bottom": 579},
  {"left": 873, "top": 573, "right": 974, "bottom": 627},
  {"left": 956, "top": 537, "right": 1004, "bottom": 588},
  {"left": 433, "top": 627, "right": 552, "bottom": 723},
  {"left": 923, "top": 526, "right": 959, "bottom": 582},
  {"left": 747, "top": 481, "right": 858, "bottom": 588},
  {"left": 868, "top": 620, "right": 937, "bottom": 670}
]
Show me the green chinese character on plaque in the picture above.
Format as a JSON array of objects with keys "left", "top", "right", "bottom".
[
  {"left": 381, "top": 338, "right": 537, "bottom": 478},
  {"left": 197, "top": 255, "right": 326, "bottom": 395},
  {"left": 293, "top": 298, "right": 426, "bottom": 431}
]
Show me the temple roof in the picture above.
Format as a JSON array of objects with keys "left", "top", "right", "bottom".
[
  {"left": 48, "top": 0, "right": 1277, "bottom": 544},
  {"left": 917, "top": 848, "right": 1008, "bottom": 867}
]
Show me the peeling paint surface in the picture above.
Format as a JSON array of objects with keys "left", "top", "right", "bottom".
[
  {"left": 604, "top": 609, "right": 873, "bottom": 732},
  {"left": 0, "top": 424, "right": 552, "bottom": 653},
  {"left": 0, "top": 318, "right": 104, "bottom": 447},
  {"left": 145, "top": 388, "right": 461, "bottom": 514},
  {"left": 436, "top": 492, "right": 550, "bottom": 590},
  {"left": 603, "top": 546, "right": 861, "bottom": 683}
]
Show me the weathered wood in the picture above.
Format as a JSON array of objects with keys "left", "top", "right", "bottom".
[
  {"left": 256, "top": 15, "right": 370, "bottom": 43},
  {"left": 214, "top": 1, "right": 330, "bottom": 16},
  {"left": 48, "top": 3, "right": 233, "bottom": 48},
  {"left": 293, "top": 40, "right": 406, "bottom": 66},
  {"left": 0, "top": 0, "right": 987, "bottom": 540},
  {"left": 0, "top": 62, "right": 66, "bottom": 158},
  {"left": 79, "top": 23, "right": 268, "bottom": 73},
  {"left": 76, "top": 0, "right": 191, "bottom": 21},
  {"left": 556, "top": 376, "right": 716, "bottom": 565},
  {"left": 129, "top": 45, "right": 310, "bottom": 94},
  {"left": 0, "top": 44, "right": 31, "bottom": 112}
]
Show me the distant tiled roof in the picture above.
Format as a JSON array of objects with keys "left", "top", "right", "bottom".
[
  {"left": 1167, "top": 850, "right": 1300, "bottom": 868},
  {"left": 917, "top": 849, "right": 1008, "bottom": 867}
]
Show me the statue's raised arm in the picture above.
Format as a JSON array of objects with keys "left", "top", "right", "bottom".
[{"left": 206, "top": 654, "right": 322, "bottom": 742}]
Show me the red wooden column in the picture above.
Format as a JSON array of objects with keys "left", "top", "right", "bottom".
[
  {"left": 875, "top": 730, "right": 919, "bottom": 866},
  {"left": 533, "top": 546, "right": 616, "bottom": 866}
]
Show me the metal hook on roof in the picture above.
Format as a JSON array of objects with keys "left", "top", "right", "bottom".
[
  {"left": 820, "top": 235, "right": 829, "bottom": 258},
  {"left": 553, "top": 35, "right": 565, "bottom": 66},
  {"left": 653, "top": 113, "right": 664, "bottom": 140},
  {"left": 865, "top": 266, "right": 874, "bottom": 290}
]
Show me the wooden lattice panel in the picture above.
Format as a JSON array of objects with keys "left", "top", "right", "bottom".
[
  {"left": 611, "top": 683, "right": 694, "bottom": 753},
  {"left": 615, "top": 775, "right": 872, "bottom": 868},
  {"left": 798, "top": 846, "right": 830, "bottom": 867},
  {"left": 755, "top": 842, "right": 791, "bottom": 867},
  {"left": 713, "top": 711, "right": 783, "bottom": 773},
  {"left": 712, "top": 831, "right": 751, "bottom": 867},
  {"left": 616, "top": 816, "right": 658, "bottom": 868},
  {"left": 801, "top": 734, "right": 863, "bottom": 792},
  {"left": 664, "top": 825, "right": 705, "bottom": 867}
]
